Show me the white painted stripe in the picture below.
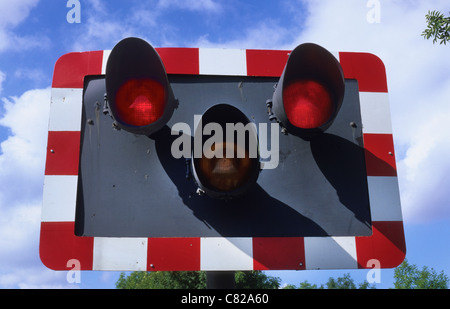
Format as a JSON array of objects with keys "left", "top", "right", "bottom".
[
  {"left": 200, "top": 238, "right": 253, "bottom": 270},
  {"left": 367, "top": 176, "right": 403, "bottom": 221},
  {"left": 102, "top": 50, "right": 111, "bottom": 75},
  {"left": 304, "top": 237, "right": 358, "bottom": 270},
  {"left": 93, "top": 237, "right": 148, "bottom": 271},
  {"left": 41, "top": 175, "right": 78, "bottom": 222},
  {"left": 331, "top": 51, "right": 340, "bottom": 61},
  {"left": 199, "top": 48, "right": 247, "bottom": 76},
  {"left": 359, "top": 92, "right": 393, "bottom": 134},
  {"left": 48, "top": 88, "right": 83, "bottom": 132}
]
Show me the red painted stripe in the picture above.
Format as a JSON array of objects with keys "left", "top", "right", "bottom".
[
  {"left": 52, "top": 51, "right": 103, "bottom": 88},
  {"left": 246, "top": 49, "right": 290, "bottom": 77},
  {"left": 355, "top": 221, "right": 406, "bottom": 269},
  {"left": 39, "top": 222, "right": 94, "bottom": 271},
  {"left": 363, "top": 133, "right": 397, "bottom": 177},
  {"left": 156, "top": 47, "right": 200, "bottom": 75},
  {"left": 339, "top": 52, "right": 388, "bottom": 93},
  {"left": 45, "top": 131, "right": 81, "bottom": 176},
  {"left": 253, "top": 237, "right": 305, "bottom": 270},
  {"left": 147, "top": 238, "right": 201, "bottom": 271}
]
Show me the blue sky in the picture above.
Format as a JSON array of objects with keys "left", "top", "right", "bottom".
[{"left": 1, "top": 0, "right": 450, "bottom": 288}]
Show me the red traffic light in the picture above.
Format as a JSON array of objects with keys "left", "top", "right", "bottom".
[
  {"left": 192, "top": 104, "right": 260, "bottom": 199},
  {"left": 115, "top": 78, "right": 166, "bottom": 127},
  {"left": 283, "top": 79, "right": 333, "bottom": 129},
  {"left": 271, "top": 43, "right": 345, "bottom": 137},
  {"left": 105, "top": 37, "right": 177, "bottom": 135}
]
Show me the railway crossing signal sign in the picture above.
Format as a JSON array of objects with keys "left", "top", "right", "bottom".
[{"left": 40, "top": 38, "right": 405, "bottom": 271}]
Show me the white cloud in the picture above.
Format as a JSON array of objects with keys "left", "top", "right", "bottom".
[
  {"left": 0, "top": 0, "right": 49, "bottom": 53},
  {"left": 71, "top": 18, "right": 134, "bottom": 52},
  {"left": 69, "top": 1, "right": 146, "bottom": 52},
  {"left": 396, "top": 84, "right": 450, "bottom": 222},
  {"left": 0, "top": 0, "right": 39, "bottom": 28},
  {"left": 0, "top": 88, "right": 50, "bottom": 205},
  {"left": 0, "top": 71, "right": 5, "bottom": 94},
  {"left": 157, "top": 0, "right": 222, "bottom": 13},
  {"left": 0, "top": 202, "right": 41, "bottom": 266},
  {"left": 194, "top": 20, "right": 293, "bottom": 49},
  {"left": 86, "top": 0, "right": 107, "bottom": 15},
  {"left": 13, "top": 68, "right": 46, "bottom": 84},
  {"left": 69, "top": 0, "right": 223, "bottom": 52},
  {"left": 0, "top": 263, "right": 71, "bottom": 289},
  {"left": 0, "top": 87, "right": 54, "bottom": 288}
]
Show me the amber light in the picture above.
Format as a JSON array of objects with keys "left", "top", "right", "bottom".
[
  {"left": 283, "top": 79, "right": 334, "bottom": 129},
  {"left": 197, "top": 142, "right": 252, "bottom": 192},
  {"left": 115, "top": 78, "right": 166, "bottom": 127}
]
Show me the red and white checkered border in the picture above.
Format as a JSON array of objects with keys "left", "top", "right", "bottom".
[{"left": 40, "top": 47, "right": 406, "bottom": 271}]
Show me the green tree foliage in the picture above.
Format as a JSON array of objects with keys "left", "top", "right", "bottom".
[
  {"left": 115, "top": 271, "right": 206, "bottom": 289},
  {"left": 235, "top": 271, "right": 280, "bottom": 289},
  {"left": 284, "top": 260, "right": 448, "bottom": 289},
  {"left": 422, "top": 10, "right": 450, "bottom": 45},
  {"left": 285, "top": 274, "right": 375, "bottom": 289},
  {"left": 324, "top": 273, "right": 376, "bottom": 289},
  {"left": 394, "top": 259, "right": 449, "bottom": 289},
  {"left": 116, "top": 271, "right": 280, "bottom": 289},
  {"left": 297, "top": 281, "right": 320, "bottom": 289},
  {"left": 115, "top": 260, "right": 448, "bottom": 289}
]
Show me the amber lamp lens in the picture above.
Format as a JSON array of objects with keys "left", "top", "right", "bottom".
[{"left": 198, "top": 142, "right": 252, "bottom": 192}]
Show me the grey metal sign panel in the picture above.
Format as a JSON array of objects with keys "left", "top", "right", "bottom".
[{"left": 75, "top": 75, "right": 370, "bottom": 238}]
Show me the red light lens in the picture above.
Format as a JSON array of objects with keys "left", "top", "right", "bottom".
[
  {"left": 198, "top": 142, "right": 252, "bottom": 192},
  {"left": 283, "top": 79, "right": 334, "bottom": 129},
  {"left": 115, "top": 79, "right": 166, "bottom": 127}
]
